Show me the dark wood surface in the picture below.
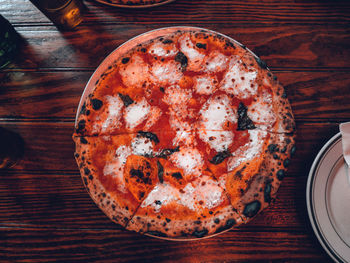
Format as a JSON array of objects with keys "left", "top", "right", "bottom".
[{"left": 1, "top": 0, "right": 350, "bottom": 261}]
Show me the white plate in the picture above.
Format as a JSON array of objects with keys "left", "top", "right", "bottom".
[{"left": 307, "top": 133, "right": 350, "bottom": 262}]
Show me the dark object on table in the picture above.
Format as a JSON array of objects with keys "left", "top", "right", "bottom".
[
  {"left": 0, "top": 15, "right": 20, "bottom": 69},
  {"left": 0, "top": 127, "right": 24, "bottom": 169},
  {"left": 30, "top": 0, "right": 84, "bottom": 30}
]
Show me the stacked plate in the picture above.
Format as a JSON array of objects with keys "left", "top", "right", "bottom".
[{"left": 307, "top": 133, "right": 350, "bottom": 262}]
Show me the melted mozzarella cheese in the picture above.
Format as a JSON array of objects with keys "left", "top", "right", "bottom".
[
  {"left": 192, "top": 175, "right": 224, "bottom": 209},
  {"left": 141, "top": 177, "right": 223, "bottom": 212},
  {"left": 247, "top": 92, "right": 276, "bottom": 129},
  {"left": 204, "top": 51, "right": 229, "bottom": 72},
  {"left": 199, "top": 130, "right": 234, "bottom": 152},
  {"left": 169, "top": 147, "right": 203, "bottom": 176},
  {"left": 148, "top": 41, "right": 177, "bottom": 57},
  {"left": 103, "top": 145, "right": 132, "bottom": 193},
  {"left": 199, "top": 94, "right": 237, "bottom": 130},
  {"left": 151, "top": 60, "right": 183, "bottom": 84},
  {"left": 193, "top": 75, "right": 217, "bottom": 95},
  {"left": 178, "top": 34, "right": 205, "bottom": 71},
  {"left": 162, "top": 85, "right": 192, "bottom": 105},
  {"left": 141, "top": 183, "right": 196, "bottom": 212},
  {"left": 131, "top": 136, "right": 154, "bottom": 156},
  {"left": 124, "top": 98, "right": 150, "bottom": 130},
  {"left": 119, "top": 55, "right": 150, "bottom": 88},
  {"left": 100, "top": 95, "right": 124, "bottom": 133},
  {"left": 227, "top": 130, "right": 267, "bottom": 171},
  {"left": 220, "top": 56, "right": 258, "bottom": 99}
]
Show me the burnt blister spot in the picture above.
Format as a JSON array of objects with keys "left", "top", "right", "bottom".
[
  {"left": 122, "top": 57, "right": 130, "bottom": 64},
  {"left": 118, "top": 93, "right": 134, "bottom": 107},
  {"left": 277, "top": 169, "right": 285, "bottom": 180},
  {"left": 268, "top": 144, "right": 278, "bottom": 153},
  {"left": 162, "top": 39, "right": 173, "bottom": 44},
  {"left": 192, "top": 228, "right": 208, "bottom": 238},
  {"left": 243, "top": 200, "right": 261, "bottom": 218},
  {"left": 80, "top": 102, "right": 86, "bottom": 115},
  {"left": 264, "top": 182, "right": 272, "bottom": 203},
  {"left": 80, "top": 137, "right": 88, "bottom": 144},
  {"left": 84, "top": 167, "right": 90, "bottom": 175},
  {"left": 157, "top": 161, "right": 164, "bottom": 183},
  {"left": 196, "top": 43, "right": 207, "bottom": 49},
  {"left": 209, "top": 150, "right": 231, "bottom": 165},
  {"left": 283, "top": 158, "right": 290, "bottom": 168},
  {"left": 237, "top": 102, "right": 256, "bottom": 130},
  {"left": 137, "top": 131, "right": 159, "bottom": 144},
  {"left": 91, "top": 99, "right": 103, "bottom": 110},
  {"left": 130, "top": 168, "right": 152, "bottom": 185},
  {"left": 215, "top": 219, "right": 236, "bottom": 233},
  {"left": 76, "top": 120, "right": 86, "bottom": 134},
  {"left": 175, "top": 51, "right": 188, "bottom": 71}
]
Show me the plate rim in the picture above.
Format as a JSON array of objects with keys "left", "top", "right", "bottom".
[
  {"left": 93, "top": 0, "right": 175, "bottom": 9},
  {"left": 306, "top": 132, "right": 349, "bottom": 263}
]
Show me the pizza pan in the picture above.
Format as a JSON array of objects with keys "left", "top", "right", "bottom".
[
  {"left": 307, "top": 132, "right": 350, "bottom": 262},
  {"left": 93, "top": 0, "right": 175, "bottom": 8},
  {"left": 75, "top": 26, "right": 269, "bottom": 241}
]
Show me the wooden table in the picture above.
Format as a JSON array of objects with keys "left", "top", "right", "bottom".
[{"left": 1, "top": 0, "right": 350, "bottom": 261}]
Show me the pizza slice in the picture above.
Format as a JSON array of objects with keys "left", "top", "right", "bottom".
[
  {"left": 223, "top": 132, "right": 295, "bottom": 222},
  {"left": 73, "top": 133, "right": 161, "bottom": 227},
  {"left": 126, "top": 171, "right": 242, "bottom": 239}
]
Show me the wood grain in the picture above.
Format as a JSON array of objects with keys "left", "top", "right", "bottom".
[
  {"left": 2, "top": 24, "right": 349, "bottom": 70},
  {"left": 0, "top": 122, "right": 339, "bottom": 231},
  {"left": 1, "top": 0, "right": 349, "bottom": 261},
  {"left": 0, "top": 227, "right": 328, "bottom": 262},
  {"left": 1, "top": 71, "right": 350, "bottom": 121},
  {"left": 2, "top": 0, "right": 350, "bottom": 25}
]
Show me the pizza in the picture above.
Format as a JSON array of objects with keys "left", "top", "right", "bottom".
[{"left": 73, "top": 27, "right": 296, "bottom": 239}]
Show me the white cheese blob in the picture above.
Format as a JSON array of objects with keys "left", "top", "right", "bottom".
[
  {"left": 199, "top": 130, "right": 234, "bottom": 152},
  {"left": 204, "top": 51, "right": 229, "bottom": 72},
  {"left": 151, "top": 60, "right": 183, "bottom": 85},
  {"left": 119, "top": 55, "right": 150, "bottom": 88},
  {"left": 140, "top": 177, "right": 224, "bottom": 212},
  {"left": 141, "top": 183, "right": 196, "bottom": 212},
  {"left": 247, "top": 92, "right": 276, "bottom": 129},
  {"left": 192, "top": 175, "right": 224, "bottom": 209},
  {"left": 103, "top": 145, "right": 132, "bottom": 193},
  {"left": 193, "top": 75, "right": 217, "bottom": 95},
  {"left": 220, "top": 56, "right": 258, "bottom": 99},
  {"left": 169, "top": 147, "right": 203, "bottom": 176},
  {"left": 163, "top": 85, "right": 192, "bottom": 106},
  {"left": 148, "top": 41, "right": 177, "bottom": 57},
  {"left": 124, "top": 98, "right": 150, "bottom": 130},
  {"left": 131, "top": 136, "right": 154, "bottom": 156},
  {"left": 178, "top": 34, "right": 205, "bottom": 71},
  {"left": 199, "top": 94, "right": 237, "bottom": 130},
  {"left": 100, "top": 95, "right": 124, "bottom": 133},
  {"left": 227, "top": 130, "right": 267, "bottom": 171}
]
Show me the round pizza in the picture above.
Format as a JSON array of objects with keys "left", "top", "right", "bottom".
[{"left": 73, "top": 27, "right": 296, "bottom": 239}]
